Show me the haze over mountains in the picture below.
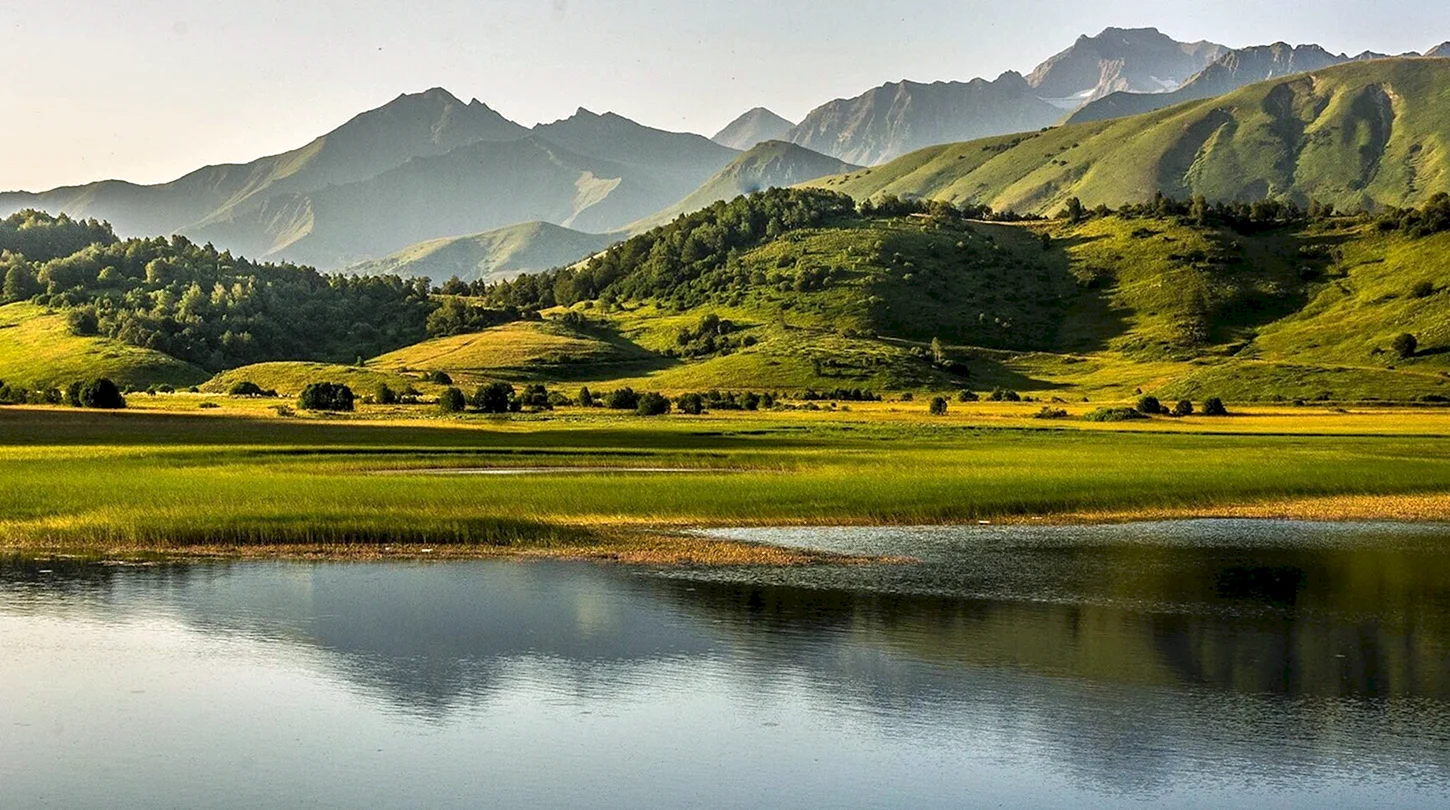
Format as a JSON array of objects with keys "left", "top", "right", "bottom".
[{"left": 3, "top": 26, "right": 1449, "bottom": 276}]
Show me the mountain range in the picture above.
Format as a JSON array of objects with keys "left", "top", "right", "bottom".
[{"left": 3, "top": 26, "right": 1449, "bottom": 274}]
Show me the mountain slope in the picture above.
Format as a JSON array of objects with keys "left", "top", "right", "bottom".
[
  {"left": 787, "top": 73, "right": 1063, "bottom": 166},
  {"left": 713, "top": 108, "right": 796, "bottom": 150},
  {"left": 0, "top": 88, "right": 527, "bottom": 240},
  {"left": 1027, "top": 27, "right": 1227, "bottom": 105},
  {"left": 1429, "top": 43, "right": 1450, "bottom": 59},
  {"left": 349, "top": 222, "right": 617, "bottom": 283},
  {"left": 1068, "top": 44, "right": 1359, "bottom": 125},
  {"left": 810, "top": 59, "right": 1450, "bottom": 214},
  {"left": 190, "top": 135, "right": 673, "bottom": 267},
  {"left": 631, "top": 141, "right": 861, "bottom": 231}
]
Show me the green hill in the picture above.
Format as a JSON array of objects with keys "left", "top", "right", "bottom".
[
  {"left": 0, "top": 303, "right": 208, "bottom": 389},
  {"left": 371, "top": 320, "right": 662, "bottom": 384},
  {"left": 348, "top": 222, "right": 617, "bottom": 283},
  {"left": 810, "top": 58, "right": 1450, "bottom": 215}
]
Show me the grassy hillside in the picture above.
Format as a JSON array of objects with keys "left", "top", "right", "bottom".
[
  {"left": 372, "top": 320, "right": 662, "bottom": 384},
  {"left": 810, "top": 58, "right": 1450, "bottom": 215},
  {"left": 0, "top": 303, "right": 208, "bottom": 389},
  {"left": 348, "top": 222, "right": 617, "bottom": 283},
  {"left": 201, "top": 362, "right": 425, "bottom": 397}
]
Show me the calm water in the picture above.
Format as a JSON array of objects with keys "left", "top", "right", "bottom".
[{"left": 3, "top": 520, "right": 1450, "bottom": 808}]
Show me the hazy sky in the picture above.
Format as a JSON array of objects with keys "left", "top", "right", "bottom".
[{"left": 5, "top": 0, "right": 1448, "bottom": 191}]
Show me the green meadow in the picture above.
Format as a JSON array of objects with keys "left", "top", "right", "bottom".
[{"left": 4, "top": 403, "right": 1449, "bottom": 559}]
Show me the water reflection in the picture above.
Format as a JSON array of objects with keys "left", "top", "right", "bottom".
[{"left": 2, "top": 520, "right": 1449, "bottom": 808}]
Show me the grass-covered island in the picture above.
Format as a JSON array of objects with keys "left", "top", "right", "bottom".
[{"left": 3, "top": 396, "right": 1449, "bottom": 563}]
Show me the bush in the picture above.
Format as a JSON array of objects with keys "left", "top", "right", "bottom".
[
  {"left": 473, "top": 382, "right": 515, "bottom": 414},
  {"left": 606, "top": 388, "right": 639, "bottom": 410},
  {"left": 546, "top": 391, "right": 572, "bottom": 408},
  {"left": 577, "top": 386, "right": 594, "bottom": 407},
  {"left": 272, "top": 404, "right": 295, "bottom": 417},
  {"left": 988, "top": 387, "right": 1021, "bottom": 402},
  {"left": 427, "top": 371, "right": 453, "bottom": 385},
  {"left": 228, "top": 381, "right": 274, "bottom": 398},
  {"left": 928, "top": 396, "right": 949, "bottom": 416},
  {"left": 78, "top": 378, "right": 126, "bottom": 409},
  {"left": 1034, "top": 407, "right": 1069, "bottom": 419},
  {"left": 1392, "top": 333, "right": 1418, "bottom": 359},
  {"left": 957, "top": 390, "right": 979, "bottom": 402},
  {"left": 636, "top": 392, "right": 671, "bottom": 416},
  {"left": 437, "top": 387, "right": 466, "bottom": 413},
  {"left": 1136, "top": 395, "right": 1163, "bottom": 415},
  {"left": 297, "top": 382, "right": 354, "bottom": 412},
  {"left": 676, "top": 393, "right": 705, "bottom": 415},
  {"left": 900, "top": 392, "right": 914, "bottom": 402},
  {"left": 1202, "top": 397, "right": 1230, "bottom": 417},
  {"left": 1172, "top": 400, "right": 1195, "bottom": 417},
  {"left": 517, "top": 384, "right": 552, "bottom": 410},
  {"left": 1412, "top": 280, "right": 1435, "bottom": 299},
  {"left": 373, "top": 383, "right": 398, "bottom": 405},
  {"left": 1083, "top": 407, "right": 1146, "bottom": 422}
]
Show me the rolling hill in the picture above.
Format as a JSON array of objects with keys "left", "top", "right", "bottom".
[
  {"left": 0, "top": 302, "right": 208, "bottom": 390},
  {"left": 810, "top": 58, "right": 1450, "bottom": 215},
  {"left": 713, "top": 108, "right": 796, "bottom": 150},
  {"left": 348, "top": 222, "right": 617, "bottom": 283}
]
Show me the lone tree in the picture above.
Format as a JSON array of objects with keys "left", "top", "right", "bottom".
[
  {"left": 228, "top": 380, "right": 267, "bottom": 398},
  {"left": 577, "top": 386, "right": 594, "bottom": 407},
  {"left": 1392, "top": 333, "right": 1419, "bottom": 359},
  {"left": 79, "top": 378, "right": 126, "bottom": 409},
  {"left": 1172, "top": 400, "right": 1195, "bottom": 417},
  {"left": 473, "top": 382, "right": 515, "bottom": 414},
  {"left": 929, "top": 396, "right": 949, "bottom": 416},
  {"left": 427, "top": 371, "right": 453, "bottom": 385},
  {"left": 1136, "top": 395, "right": 1163, "bottom": 415},
  {"left": 636, "top": 392, "right": 671, "bottom": 416},
  {"left": 1202, "top": 397, "right": 1229, "bottom": 417},
  {"left": 298, "top": 382, "right": 354, "bottom": 412},
  {"left": 437, "top": 387, "right": 466, "bottom": 414},
  {"left": 373, "top": 383, "right": 398, "bottom": 405},
  {"left": 930, "top": 337, "right": 946, "bottom": 365}
]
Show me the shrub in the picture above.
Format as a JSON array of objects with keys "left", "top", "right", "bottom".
[
  {"left": 1083, "top": 407, "right": 1146, "bottom": 422},
  {"left": 1202, "top": 397, "right": 1230, "bottom": 417},
  {"left": 473, "top": 382, "right": 515, "bottom": 414},
  {"left": 900, "top": 392, "right": 914, "bottom": 402},
  {"left": 546, "top": 391, "right": 572, "bottom": 408},
  {"left": 1392, "top": 333, "right": 1418, "bottom": 359},
  {"left": 988, "top": 387, "right": 1021, "bottom": 402},
  {"left": 957, "top": 390, "right": 979, "bottom": 402},
  {"left": 606, "top": 388, "right": 639, "bottom": 410},
  {"left": 272, "top": 404, "right": 295, "bottom": 417},
  {"left": 1034, "top": 407, "right": 1069, "bottom": 419},
  {"left": 1412, "top": 280, "right": 1435, "bottom": 299},
  {"left": 78, "top": 378, "right": 126, "bottom": 409},
  {"left": 1172, "top": 400, "right": 1195, "bottom": 417},
  {"left": 676, "top": 393, "right": 705, "bottom": 415},
  {"left": 228, "top": 381, "right": 270, "bottom": 398},
  {"left": 427, "top": 371, "right": 453, "bottom": 385},
  {"left": 373, "top": 383, "right": 398, "bottom": 405},
  {"left": 518, "top": 384, "right": 552, "bottom": 410},
  {"left": 577, "top": 386, "right": 594, "bottom": 407},
  {"left": 1136, "top": 395, "right": 1163, "bottom": 415},
  {"left": 298, "top": 382, "right": 354, "bottom": 412},
  {"left": 437, "top": 387, "right": 466, "bottom": 413},
  {"left": 636, "top": 392, "right": 671, "bottom": 416},
  {"left": 64, "top": 381, "right": 83, "bottom": 407},
  {"left": 928, "top": 396, "right": 949, "bottom": 416}
]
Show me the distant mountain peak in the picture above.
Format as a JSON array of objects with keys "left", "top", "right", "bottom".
[
  {"left": 1028, "top": 27, "right": 1228, "bottom": 102},
  {"left": 712, "top": 107, "right": 796, "bottom": 150},
  {"left": 1428, "top": 42, "right": 1450, "bottom": 58}
]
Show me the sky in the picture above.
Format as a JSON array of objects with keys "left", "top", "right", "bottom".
[{"left": 4, "top": 0, "right": 1449, "bottom": 191}]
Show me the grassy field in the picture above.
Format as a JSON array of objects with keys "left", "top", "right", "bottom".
[{"left": 3, "top": 401, "right": 1448, "bottom": 561}]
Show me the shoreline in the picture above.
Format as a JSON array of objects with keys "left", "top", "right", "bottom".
[{"left": 6, "top": 491, "right": 1448, "bottom": 564}]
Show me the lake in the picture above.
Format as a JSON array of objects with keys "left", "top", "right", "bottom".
[{"left": 3, "top": 519, "right": 1449, "bottom": 808}]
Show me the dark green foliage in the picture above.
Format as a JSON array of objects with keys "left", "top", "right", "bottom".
[
  {"left": 989, "top": 387, "right": 1021, "bottom": 402},
  {"left": 427, "top": 371, "right": 454, "bottom": 385},
  {"left": 425, "top": 298, "right": 518, "bottom": 337},
  {"left": 373, "top": 383, "right": 398, "bottom": 405},
  {"left": 473, "top": 382, "right": 515, "bottom": 414},
  {"left": 676, "top": 393, "right": 705, "bottom": 415},
  {"left": 1083, "top": 407, "right": 1147, "bottom": 422},
  {"left": 899, "top": 392, "right": 914, "bottom": 402},
  {"left": 1034, "top": 407, "right": 1069, "bottom": 419},
  {"left": 1202, "top": 397, "right": 1230, "bottom": 417},
  {"left": 1136, "top": 395, "right": 1164, "bottom": 415},
  {"left": 636, "top": 392, "right": 671, "bottom": 416},
  {"left": 64, "top": 381, "right": 83, "bottom": 407},
  {"left": 576, "top": 386, "right": 594, "bottom": 407},
  {"left": 670, "top": 313, "right": 752, "bottom": 359},
  {"left": 1375, "top": 193, "right": 1450, "bottom": 238},
  {"left": 605, "top": 388, "right": 639, "bottom": 410},
  {"left": 78, "top": 378, "right": 125, "bottom": 409},
  {"left": 437, "top": 387, "right": 466, "bottom": 413},
  {"left": 0, "top": 211, "right": 433, "bottom": 370},
  {"left": 958, "top": 390, "right": 980, "bottom": 402},
  {"left": 228, "top": 381, "right": 276, "bottom": 398},
  {"left": 297, "top": 382, "right": 354, "bottom": 412},
  {"left": 1173, "top": 400, "right": 1195, "bottom": 417},
  {"left": 479, "top": 188, "right": 857, "bottom": 311},
  {"left": 928, "top": 396, "right": 949, "bottom": 416},
  {"left": 517, "top": 384, "right": 552, "bottom": 410},
  {"left": 1392, "top": 333, "right": 1419, "bottom": 359},
  {"left": 0, "top": 380, "right": 27, "bottom": 405},
  {"left": 800, "top": 388, "right": 880, "bottom": 402},
  {"left": 546, "top": 391, "right": 572, "bottom": 408},
  {"left": 1412, "top": 280, "right": 1436, "bottom": 299}
]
